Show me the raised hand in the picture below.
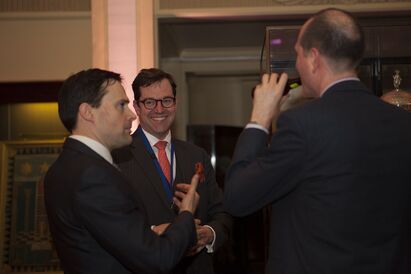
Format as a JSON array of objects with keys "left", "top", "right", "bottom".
[
  {"left": 251, "top": 73, "right": 288, "bottom": 130},
  {"left": 173, "top": 174, "right": 200, "bottom": 214}
]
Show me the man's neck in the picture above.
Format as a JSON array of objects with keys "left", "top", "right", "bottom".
[{"left": 318, "top": 71, "right": 358, "bottom": 97}]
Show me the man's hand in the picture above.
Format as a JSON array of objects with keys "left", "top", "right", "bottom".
[
  {"left": 185, "top": 219, "right": 214, "bottom": 256},
  {"left": 151, "top": 223, "right": 170, "bottom": 235},
  {"left": 251, "top": 73, "right": 288, "bottom": 130},
  {"left": 173, "top": 174, "right": 200, "bottom": 214}
]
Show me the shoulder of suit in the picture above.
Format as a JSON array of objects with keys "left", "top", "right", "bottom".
[{"left": 111, "top": 144, "right": 134, "bottom": 163}]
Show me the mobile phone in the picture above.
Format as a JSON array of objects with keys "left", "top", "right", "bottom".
[{"left": 284, "top": 77, "right": 301, "bottom": 95}]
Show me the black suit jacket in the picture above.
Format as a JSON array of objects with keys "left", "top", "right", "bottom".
[
  {"left": 44, "top": 138, "right": 197, "bottom": 274},
  {"left": 113, "top": 131, "right": 232, "bottom": 274},
  {"left": 224, "top": 80, "right": 411, "bottom": 274}
]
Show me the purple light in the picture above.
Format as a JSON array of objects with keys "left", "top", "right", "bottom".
[{"left": 270, "top": 38, "right": 282, "bottom": 46}]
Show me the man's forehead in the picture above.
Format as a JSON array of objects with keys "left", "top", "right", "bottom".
[
  {"left": 149, "top": 78, "right": 171, "bottom": 88},
  {"left": 102, "top": 81, "right": 128, "bottom": 100},
  {"left": 142, "top": 79, "right": 173, "bottom": 94}
]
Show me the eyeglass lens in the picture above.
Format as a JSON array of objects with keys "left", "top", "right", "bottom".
[{"left": 141, "top": 97, "right": 175, "bottom": 109}]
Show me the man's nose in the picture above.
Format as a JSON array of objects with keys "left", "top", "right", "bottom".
[
  {"left": 154, "top": 101, "right": 164, "bottom": 112},
  {"left": 127, "top": 107, "right": 137, "bottom": 121}
]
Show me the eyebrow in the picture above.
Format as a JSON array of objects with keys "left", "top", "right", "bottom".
[
  {"left": 119, "top": 98, "right": 130, "bottom": 104},
  {"left": 139, "top": 96, "right": 174, "bottom": 100}
]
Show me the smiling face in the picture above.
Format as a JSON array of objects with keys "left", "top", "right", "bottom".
[
  {"left": 134, "top": 78, "right": 177, "bottom": 140},
  {"left": 92, "top": 81, "right": 136, "bottom": 150}
]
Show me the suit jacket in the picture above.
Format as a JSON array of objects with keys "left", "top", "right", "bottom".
[
  {"left": 113, "top": 130, "right": 232, "bottom": 274},
  {"left": 44, "top": 138, "right": 197, "bottom": 274},
  {"left": 224, "top": 80, "right": 411, "bottom": 274}
]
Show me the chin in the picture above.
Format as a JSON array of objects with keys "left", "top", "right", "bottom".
[{"left": 117, "top": 136, "right": 132, "bottom": 149}]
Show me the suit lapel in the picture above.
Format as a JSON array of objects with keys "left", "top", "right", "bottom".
[
  {"left": 173, "top": 139, "right": 189, "bottom": 185},
  {"left": 131, "top": 133, "right": 171, "bottom": 209}
]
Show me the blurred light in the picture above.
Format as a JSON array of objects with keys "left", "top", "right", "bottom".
[
  {"left": 211, "top": 155, "right": 216, "bottom": 168},
  {"left": 270, "top": 38, "right": 282, "bottom": 46}
]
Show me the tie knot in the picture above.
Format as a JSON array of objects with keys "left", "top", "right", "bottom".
[{"left": 155, "top": 141, "right": 168, "bottom": 150}]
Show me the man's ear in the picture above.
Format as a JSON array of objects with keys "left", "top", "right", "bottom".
[
  {"left": 310, "top": 48, "right": 320, "bottom": 73},
  {"left": 78, "top": 102, "right": 94, "bottom": 122}
]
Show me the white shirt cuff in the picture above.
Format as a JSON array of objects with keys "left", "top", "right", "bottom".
[
  {"left": 245, "top": 122, "right": 269, "bottom": 134},
  {"left": 204, "top": 225, "right": 216, "bottom": 253}
]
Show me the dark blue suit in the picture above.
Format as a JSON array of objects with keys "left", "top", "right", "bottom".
[
  {"left": 224, "top": 80, "right": 411, "bottom": 274},
  {"left": 45, "top": 138, "right": 196, "bottom": 274}
]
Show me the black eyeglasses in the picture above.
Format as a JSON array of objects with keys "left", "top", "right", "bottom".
[{"left": 138, "top": 97, "right": 176, "bottom": 110}]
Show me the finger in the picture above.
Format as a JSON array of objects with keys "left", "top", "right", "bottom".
[
  {"left": 175, "top": 183, "right": 190, "bottom": 193},
  {"left": 252, "top": 84, "right": 262, "bottom": 99},
  {"left": 187, "top": 174, "right": 199, "bottom": 195},
  {"left": 278, "top": 73, "right": 288, "bottom": 90},
  {"left": 269, "top": 73, "right": 279, "bottom": 85},
  {"left": 173, "top": 197, "right": 182, "bottom": 208},
  {"left": 261, "top": 73, "right": 270, "bottom": 84},
  {"left": 194, "top": 219, "right": 202, "bottom": 226},
  {"left": 174, "top": 190, "right": 186, "bottom": 200}
]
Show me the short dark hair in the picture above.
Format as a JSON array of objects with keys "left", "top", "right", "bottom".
[
  {"left": 300, "top": 8, "right": 365, "bottom": 71},
  {"left": 58, "top": 68, "right": 122, "bottom": 132},
  {"left": 132, "top": 68, "right": 177, "bottom": 100}
]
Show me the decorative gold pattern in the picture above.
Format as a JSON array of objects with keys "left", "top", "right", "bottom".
[{"left": 0, "top": 140, "right": 64, "bottom": 273}]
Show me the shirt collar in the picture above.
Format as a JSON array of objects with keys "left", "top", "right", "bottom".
[
  {"left": 141, "top": 128, "right": 172, "bottom": 149},
  {"left": 69, "top": 135, "right": 114, "bottom": 165},
  {"left": 320, "top": 77, "right": 360, "bottom": 97}
]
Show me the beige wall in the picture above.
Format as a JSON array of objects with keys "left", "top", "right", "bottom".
[
  {"left": 0, "top": 12, "right": 91, "bottom": 82},
  {"left": 187, "top": 74, "right": 256, "bottom": 127},
  {"left": 161, "top": 48, "right": 261, "bottom": 139},
  {"left": 0, "top": 12, "right": 91, "bottom": 140}
]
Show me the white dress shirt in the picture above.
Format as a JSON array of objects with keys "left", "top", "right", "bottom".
[{"left": 69, "top": 135, "right": 115, "bottom": 166}]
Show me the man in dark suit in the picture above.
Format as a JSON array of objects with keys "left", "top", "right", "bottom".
[
  {"left": 44, "top": 68, "right": 201, "bottom": 274},
  {"left": 113, "top": 68, "right": 232, "bottom": 274},
  {"left": 224, "top": 8, "right": 411, "bottom": 274}
]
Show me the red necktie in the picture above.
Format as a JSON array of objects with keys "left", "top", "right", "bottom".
[{"left": 154, "top": 141, "right": 171, "bottom": 183}]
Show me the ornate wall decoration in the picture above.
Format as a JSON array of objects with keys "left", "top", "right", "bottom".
[{"left": 0, "top": 141, "right": 63, "bottom": 273}]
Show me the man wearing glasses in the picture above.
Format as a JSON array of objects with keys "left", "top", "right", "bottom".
[{"left": 113, "top": 68, "right": 232, "bottom": 274}]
